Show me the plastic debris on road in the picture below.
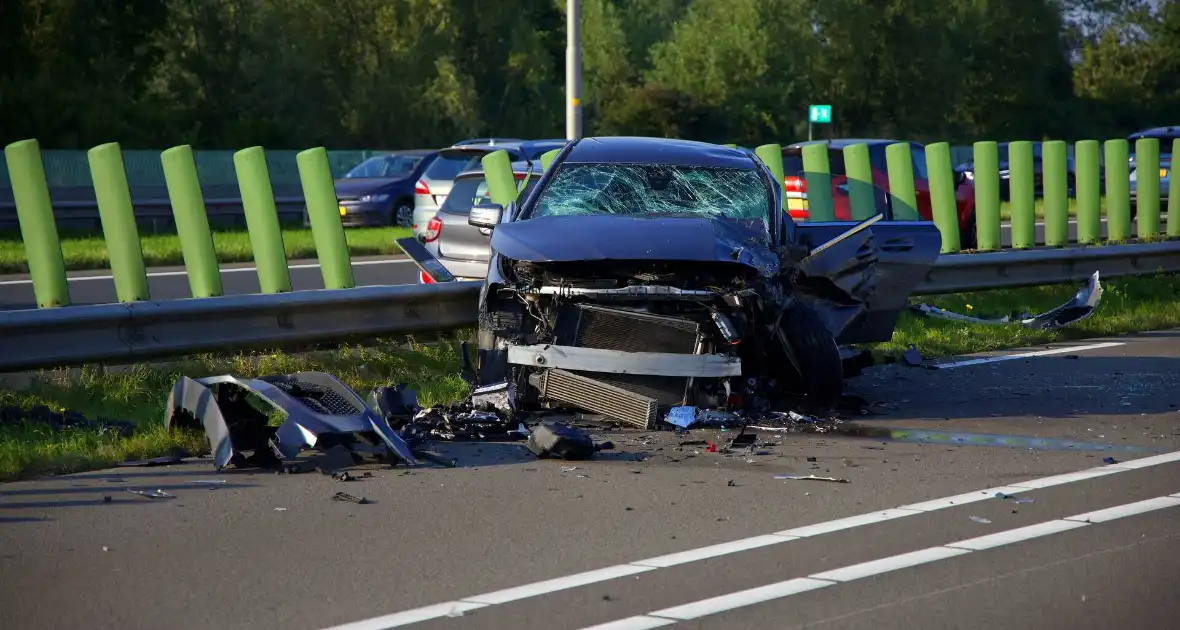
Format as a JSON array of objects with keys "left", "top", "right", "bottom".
[
  {"left": 332, "top": 491, "right": 370, "bottom": 504},
  {"left": 969, "top": 516, "right": 992, "bottom": 524},
  {"left": 126, "top": 489, "right": 175, "bottom": 500},
  {"left": 775, "top": 474, "right": 850, "bottom": 483}
]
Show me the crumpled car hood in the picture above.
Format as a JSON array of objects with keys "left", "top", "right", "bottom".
[{"left": 490, "top": 215, "right": 780, "bottom": 276}]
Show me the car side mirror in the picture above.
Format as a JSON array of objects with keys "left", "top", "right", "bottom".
[{"left": 469, "top": 203, "right": 503, "bottom": 229}]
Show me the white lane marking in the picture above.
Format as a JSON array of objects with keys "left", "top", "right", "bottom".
[
  {"left": 1007, "top": 466, "right": 1128, "bottom": 490},
  {"left": 580, "top": 493, "right": 1180, "bottom": 630},
  {"left": 0, "top": 258, "right": 412, "bottom": 286},
  {"left": 632, "top": 535, "right": 797, "bottom": 569},
  {"left": 1104, "top": 450, "right": 1180, "bottom": 470},
  {"left": 1063, "top": 496, "right": 1180, "bottom": 524},
  {"left": 315, "top": 451, "right": 1180, "bottom": 630},
  {"left": 320, "top": 602, "right": 488, "bottom": 630},
  {"left": 945, "top": 520, "right": 1088, "bottom": 551},
  {"left": 774, "top": 509, "right": 923, "bottom": 537},
  {"left": 579, "top": 617, "right": 677, "bottom": 630},
  {"left": 649, "top": 578, "right": 834, "bottom": 621},
  {"left": 460, "top": 565, "right": 654, "bottom": 605},
  {"left": 809, "top": 546, "right": 971, "bottom": 582},
  {"left": 931, "top": 342, "right": 1125, "bottom": 369},
  {"left": 896, "top": 487, "right": 1030, "bottom": 512}
]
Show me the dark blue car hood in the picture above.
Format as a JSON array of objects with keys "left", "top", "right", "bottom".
[{"left": 490, "top": 215, "right": 780, "bottom": 276}]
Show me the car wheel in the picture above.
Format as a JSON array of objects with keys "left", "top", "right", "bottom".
[
  {"left": 393, "top": 201, "right": 414, "bottom": 227},
  {"left": 776, "top": 301, "right": 844, "bottom": 414}
]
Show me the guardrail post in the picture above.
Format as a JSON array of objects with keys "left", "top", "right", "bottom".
[
  {"left": 1041, "top": 140, "right": 1069, "bottom": 247},
  {"left": 1134, "top": 138, "right": 1161, "bottom": 239},
  {"left": 482, "top": 150, "right": 517, "bottom": 207},
  {"left": 540, "top": 148, "right": 561, "bottom": 171},
  {"left": 1169, "top": 139, "right": 1180, "bottom": 238},
  {"left": 972, "top": 141, "right": 1001, "bottom": 251},
  {"left": 1007, "top": 140, "right": 1036, "bottom": 249},
  {"left": 801, "top": 144, "right": 834, "bottom": 222},
  {"left": 843, "top": 143, "right": 876, "bottom": 220},
  {"left": 1105, "top": 139, "right": 1131, "bottom": 242},
  {"left": 925, "top": 142, "right": 960, "bottom": 252},
  {"left": 754, "top": 144, "right": 786, "bottom": 210},
  {"left": 233, "top": 147, "right": 292, "bottom": 293},
  {"left": 4, "top": 139, "right": 70, "bottom": 308},
  {"left": 161, "top": 145, "right": 223, "bottom": 298},
  {"left": 88, "top": 142, "right": 149, "bottom": 303},
  {"left": 1075, "top": 140, "right": 1101, "bottom": 244},
  {"left": 884, "top": 143, "right": 920, "bottom": 221},
  {"left": 297, "top": 147, "right": 355, "bottom": 290}
]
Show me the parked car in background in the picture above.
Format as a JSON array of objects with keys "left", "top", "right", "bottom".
[
  {"left": 412, "top": 142, "right": 528, "bottom": 240},
  {"left": 1128, "top": 126, "right": 1179, "bottom": 169},
  {"left": 418, "top": 161, "right": 544, "bottom": 283},
  {"left": 303, "top": 150, "right": 436, "bottom": 227},
  {"left": 782, "top": 139, "right": 979, "bottom": 247},
  {"left": 954, "top": 142, "right": 1076, "bottom": 200},
  {"left": 519, "top": 139, "right": 569, "bottom": 160},
  {"left": 452, "top": 138, "right": 524, "bottom": 146}
]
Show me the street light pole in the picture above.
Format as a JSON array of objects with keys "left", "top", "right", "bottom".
[{"left": 566, "top": 0, "right": 582, "bottom": 140}]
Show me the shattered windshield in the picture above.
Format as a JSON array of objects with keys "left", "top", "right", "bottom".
[{"left": 529, "top": 163, "right": 773, "bottom": 237}]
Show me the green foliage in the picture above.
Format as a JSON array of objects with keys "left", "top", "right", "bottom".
[{"left": 0, "top": 0, "right": 1171, "bottom": 150}]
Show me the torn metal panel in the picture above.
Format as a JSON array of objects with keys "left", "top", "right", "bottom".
[
  {"left": 395, "top": 236, "right": 456, "bottom": 283},
  {"left": 164, "top": 371, "right": 415, "bottom": 471},
  {"left": 507, "top": 344, "right": 742, "bottom": 377},
  {"left": 911, "top": 271, "right": 1103, "bottom": 330}
]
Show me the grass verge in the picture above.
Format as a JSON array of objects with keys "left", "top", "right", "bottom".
[
  {"left": 0, "top": 226, "right": 408, "bottom": 274},
  {"left": 2, "top": 274, "right": 1178, "bottom": 482}
]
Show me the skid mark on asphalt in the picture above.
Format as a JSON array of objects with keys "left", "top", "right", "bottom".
[
  {"left": 577, "top": 494, "right": 1180, "bottom": 629},
  {"left": 316, "top": 449, "right": 1180, "bottom": 630},
  {"left": 930, "top": 341, "right": 1125, "bottom": 370}
]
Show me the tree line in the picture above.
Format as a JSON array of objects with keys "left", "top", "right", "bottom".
[{"left": 1, "top": 0, "right": 1176, "bottom": 151}]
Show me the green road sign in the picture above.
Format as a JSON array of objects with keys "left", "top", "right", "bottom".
[{"left": 809, "top": 105, "right": 832, "bottom": 124}]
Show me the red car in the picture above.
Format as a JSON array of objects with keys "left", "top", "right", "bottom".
[{"left": 782, "top": 139, "right": 978, "bottom": 248}]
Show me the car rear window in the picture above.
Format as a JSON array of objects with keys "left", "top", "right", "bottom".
[
  {"left": 439, "top": 175, "right": 541, "bottom": 215},
  {"left": 425, "top": 149, "right": 524, "bottom": 180},
  {"left": 781, "top": 148, "right": 845, "bottom": 175}
]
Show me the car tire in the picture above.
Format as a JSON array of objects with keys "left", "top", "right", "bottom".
[
  {"left": 393, "top": 200, "right": 414, "bottom": 227},
  {"left": 776, "top": 301, "right": 844, "bottom": 413}
]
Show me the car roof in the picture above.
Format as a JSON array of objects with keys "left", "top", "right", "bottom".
[
  {"left": 786, "top": 139, "right": 908, "bottom": 150},
  {"left": 389, "top": 149, "right": 437, "bottom": 156},
  {"left": 1128, "top": 126, "right": 1180, "bottom": 139},
  {"left": 443, "top": 142, "right": 524, "bottom": 154},
  {"left": 452, "top": 138, "right": 525, "bottom": 146},
  {"left": 561, "top": 137, "right": 756, "bottom": 169}
]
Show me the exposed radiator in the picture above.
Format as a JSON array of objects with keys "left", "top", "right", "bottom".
[
  {"left": 531, "top": 369, "right": 660, "bottom": 430},
  {"left": 555, "top": 304, "right": 700, "bottom": 354}
]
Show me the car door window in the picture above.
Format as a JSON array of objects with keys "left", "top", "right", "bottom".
[{"left": 911, "top": 147, "right": 929, "bottom": 181}]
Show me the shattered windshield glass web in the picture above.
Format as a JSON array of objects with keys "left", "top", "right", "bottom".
[{"left": 531, "top": 163, "right": 772, "bottom": 236}]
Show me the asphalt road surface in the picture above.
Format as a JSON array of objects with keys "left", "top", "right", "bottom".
[
  {"left": 3, "top": 330, "right": 1180, "bottom": 630},
  {"left": 0, "top": 256, "right": 422, "bottom": 310}
]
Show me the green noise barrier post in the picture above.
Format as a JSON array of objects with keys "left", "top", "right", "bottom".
[
  {"left": 1134, "top": 138, "right": 1161, "bottom": 239},
  {"left": 801, "top": 144, "right": 835, "bottom": 222},
  {"left": 884, "top": 143, "right": 920, "bottom": 222},
  {"left": 1168, "top": 139, "right": 1180, "bottom": 238},
  {"left": 234, "top": 146, "right": 292, "bottom": 293},
  {"left": 297, "top": 147, "right": 355, "bottom": 290},
  {"left": 161, "top": 144, "right": 223, "bottom": 298},
  {"left": 1007, "top": 140, "right": 1036, "bottom": 249},
  {"left": 971, "top": 141, "right": 1001, "bottom": 251},
  {"left": 88, "top": 142, "right": 150, "bottom": 303},
  {"left": 1041, "top": 140, "right": 1070, "bottom": 247},
  {"left": 4, "top": 139, "right": 71, "bottom": 308},
  {"left": 842, "top": 143, "right": 876, "bottom": 221},
  {"left": 925, "top": 142, "right": 960, "bottom": 253},
  {"left": 754, "top": 144, "right": 786, "bottom": 210},
  {"left": 1105, "top": 139, "right": 1131, "bottom": 242},
  {"left": 481, "top": 150, "right": 518, "bottom": 207},
  {"left": 1074, "top": 140, "right": 1102, "bottom": 245}
]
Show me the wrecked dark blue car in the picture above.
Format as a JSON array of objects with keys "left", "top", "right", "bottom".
[{"left": 447, "top": 137, "right": 942, "bottom": 427}]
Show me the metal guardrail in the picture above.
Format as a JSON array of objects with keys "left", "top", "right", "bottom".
[{"left": 2, "top": 241, "right": 1177, "bottom": 373}]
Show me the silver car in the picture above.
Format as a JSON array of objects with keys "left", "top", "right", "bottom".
[
  {"left": 411, "top": 143, "right": 526, "bottom": 241},
  {"left": 418, "top": 162, "right": 542, "bottom": 283}
]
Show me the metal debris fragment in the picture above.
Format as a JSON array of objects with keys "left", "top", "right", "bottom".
[
  {"left": 911, "top": 271, "right": 1103, "bottom": 330},
  {"left": 126, "top": 489, "right": 175, "bottom": 500},
  {"left": 332, "top": 491, "right": 370, "bottom": 505}
]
